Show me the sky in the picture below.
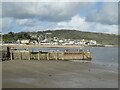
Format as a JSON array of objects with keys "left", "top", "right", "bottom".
[{"left": 0, "top": 0, "right": 119, "bottom": 34}]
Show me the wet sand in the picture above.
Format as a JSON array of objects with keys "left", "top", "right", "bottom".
[{"left": 2, "top": 60, "right": 118, "bottom": 88}]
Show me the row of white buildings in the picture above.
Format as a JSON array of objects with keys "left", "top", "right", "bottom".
[
  {"left": 16, "top": 37, "right": 97, "bottom": 46},
  {"left": 20, "top": 33, "right": 97, "bottom": 46},
  {"left": 39, "top": 38, "right": 97, "bottom": 46}
]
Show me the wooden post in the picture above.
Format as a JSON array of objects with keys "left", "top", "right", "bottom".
[
  {"left": 20, "top": 52, "right": 22, "bottom": 60},
  {"left": 10, "top": 51, "right": 13, "bottom": 60},
  {"left": 18, "top": 51, "right": 20, "bottom": 60},
  {"left": 38, "top": 52, "right": 40, "bottom": 60},
  {"left": 7, "top": 46, "right": 10, "bottom": 60},
  {"left": 57, "top": 52, "right": 59, "bottom": 60},
  {"left": 82, "top": 52, "right": 84, "bottom": 60},
  {"left": 56, "top": 52, "right": 57, "bottom": 60},
  {"left": 29, "top": 51, "right": 31, "bottom": 60},
  {"left": 88, "top": 51, "right": 92, "bottom": 60},
  {"left": 61, "top": 52, "right": 64, "bottom": 60},
  {"left": 47, "top": 53, "right": 49, "bottom": 60}
]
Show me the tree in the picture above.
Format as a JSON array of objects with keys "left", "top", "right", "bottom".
[{"left": 8, "top": 32, "right": 14, "bottom": 37}]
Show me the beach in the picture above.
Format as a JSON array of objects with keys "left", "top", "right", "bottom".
[
  {"left": 2, "top": 46, "right": 118, "bottom": 88},
  {"left": 2, "top": 60, "right": 118, "bottom": 88}
]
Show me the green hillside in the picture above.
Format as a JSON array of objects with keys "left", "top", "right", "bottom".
[
  {"left": 3, "top": 29, "right": 118, "bottom": 45},
  {"left": 39, "top": 30, "right": 118, "bottom": 45}
]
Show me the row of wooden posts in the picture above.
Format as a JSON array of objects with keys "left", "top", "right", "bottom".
[
  {"left": 1, "top": 46, "right": 92, "bottom": 61},
  {"left": 9, "top": 50, "right": 92, "bottom": 61},
  {"left": 10, "top": 51, "right": 60, "bottom": 60}
]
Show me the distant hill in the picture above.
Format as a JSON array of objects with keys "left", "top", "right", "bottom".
[
  {"left": 3, "top": 29, "right": 118, "bottom": 45},
  {"left": 37, "top": 30, "right": 118, "bottom": 45}
]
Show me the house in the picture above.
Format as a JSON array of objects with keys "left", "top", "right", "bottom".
[
  {"left": 40, "top": 38, "right": 49, "bottom": 43},
  {"left": 40, "top": 38, "right": 51, "bottom": 45},
  {"left": 30, "top": 40, "right": 38, "bottom": 45},
  {"left": 51, "top": 42, "right": 58, "bottom": 45},
  {"left": 40, "top": 42, "right": 51, "bottom": 45},
  {"left": 20, "top": 39, "right": 30, "bottom": 44},
  {"left": 89, "top": 40, "right": 97, "bottom": 45},
  {"left": 62, "top": 41, "right": 74, "bottom": 45},
  {"left": 81, "top": 39, "right": 86, "bottom": 45},
  {"left": 53, "top": 37, "right": 58, "bottom": 42},
  {"left": 16, "top": 39, "right": 20, "bottom": 44}
]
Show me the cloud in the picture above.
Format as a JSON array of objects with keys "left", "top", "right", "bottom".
[
  {"left": 57, "top": 15, "right": 118, "bottom": 34},
  {"left": 2, "top": 15, "right": 118, "bottom": 34},
  {"left": 1, "top": 0, "right": 119, "bottom": 2},
  {"left": 0, "top": 2, "right": 2, "bottom": 17},
  {"left": 0, "top": 24, "right": 1, "bottom": 32},
  {"left": 0, "top": 3, "right": 1, "bottom": 32},
  {"left": 2, "top": 18, "right": 14, "bottom": 33},
  {"left": 15, "top": 18, "right": 58, "bottom": 32},
  {"left": 57, "top": 15, "right": 88, "bottom": 30},
  {"left": 86, "top": 2, "right": 118, "bottom": 25},
  {"left": 2, "top": 2, "right": 118, "bottom": 25},
  {"left": 2, "top": 2, "right": 95, "bottom": 22},
  {"left": 16, "top": 15, "right": 117, "bottom": 34},
  {"left": 16, "top": 19, "right": 39, "bottom": 27},
  {"left": 1, "top": 2, "right": 118, "bottom": 34}
]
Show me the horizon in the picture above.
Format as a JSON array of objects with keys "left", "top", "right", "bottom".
[{"left": 1, "top": 1, "right": 119, "bottom": 34}]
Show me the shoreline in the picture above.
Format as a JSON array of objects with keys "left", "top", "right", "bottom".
[
  {"left": 2, "top": 44, "right": 117, "bottom": 48},
  {"left": 3, "top": 44, "right": 84, "bottom": 48}
]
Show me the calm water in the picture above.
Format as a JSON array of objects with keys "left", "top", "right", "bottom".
[
  {"left": 28, "top": 47, "right": 118, "bottom": 67},
  {"left": 90, "top": 47, "right": 118, "bottom": 66}
]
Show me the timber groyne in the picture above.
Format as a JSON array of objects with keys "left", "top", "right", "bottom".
[{"left": 2, "top": 47, "right": 92, "bottom": 61}]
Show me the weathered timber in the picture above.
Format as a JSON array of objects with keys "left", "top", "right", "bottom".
[
  {"left": 7, "top": 50, "right": 92, "bottom": 61},
  {"left": 2, "top": 46, "right": 92, "bottom": 61}
]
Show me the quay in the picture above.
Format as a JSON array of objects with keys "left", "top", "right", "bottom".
[{"left": 2, "top": 46, "right": 92, "bottom": 61}]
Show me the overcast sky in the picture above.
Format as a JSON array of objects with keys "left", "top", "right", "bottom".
[{"left": 0, "top": 1, "right": 119, "bottom": 34}]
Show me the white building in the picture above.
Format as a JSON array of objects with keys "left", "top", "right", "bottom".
[
  {"left": 40, "top": 42, "right": 51, "bottom": 45},
  {"left": 20, "top": 39, "right": 30, "bottom": 44},
  {"left": 30, "top": 40, "right": 38, "bottom": 45},
  {"left": 89, "top": 40, "right": 97, "bottom": 45},
  {"left": 51, "top": 42, "right": 58, "bottom": 45},
  {"left": 53, "top": 37, "right": 58, "bottom": 42},
  {"left": 62, "top": 41, "right": 74, "bottom": 45},
  {"left": 59, "top": 40, "right": 64, "bottom": 43}
]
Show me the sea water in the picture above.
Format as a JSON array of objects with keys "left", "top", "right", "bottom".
[{"left": 29, "top": 47, "right": 118, "bottom": 67}]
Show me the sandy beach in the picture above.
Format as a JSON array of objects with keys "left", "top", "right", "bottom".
[{"left": 2, "top": 60, "right": 118, "bottom": 88}]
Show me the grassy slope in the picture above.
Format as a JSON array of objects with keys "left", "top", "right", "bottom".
[{"left": 38, "top": 30, "right": 118, "bottom": 45}]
